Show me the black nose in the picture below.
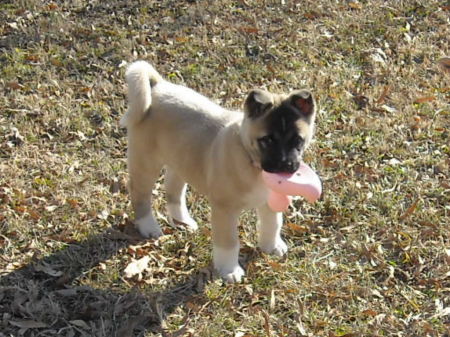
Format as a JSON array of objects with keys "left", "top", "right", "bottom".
[{"left": 280, "top": 160, "right": 299, "bottom": 173}]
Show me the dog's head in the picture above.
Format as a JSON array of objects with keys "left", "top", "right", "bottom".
[{"left": 240, "top": 89, "right": 316, "bottom": 173}]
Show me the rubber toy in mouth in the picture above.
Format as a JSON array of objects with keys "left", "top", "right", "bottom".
[{"left": 261, "top": 162, "right": 322, "bottom": 212}]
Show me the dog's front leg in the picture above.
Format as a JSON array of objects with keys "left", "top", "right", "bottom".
[
  {"left": 257, "top": 204, "right": 288, "bottom": 256},
  {"left": 211, "top": 205, "right": 244, "bottom": 283}
]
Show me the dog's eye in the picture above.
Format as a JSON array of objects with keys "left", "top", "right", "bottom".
[
  {"left": 292, "top": 135, "right": 304, "bottom": 150},
  {"left": 258, "top": 135, "right": 274, "bottom": 148}
]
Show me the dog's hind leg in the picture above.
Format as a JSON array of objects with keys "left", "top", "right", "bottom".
[
  {"left": 164, "top": 168, "right": 198, "bottom": 231},
  {"left": 128, "top": 149, "right": 164, "bottom": 238}
]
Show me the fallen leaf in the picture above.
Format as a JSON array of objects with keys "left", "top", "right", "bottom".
[
  {"left": 287, "top": 223, "right": 309, "bottom": 234},
  {"left": 438, "top": 57, "right": 450, "bottom": 73},
  {"left": 261, "top": 309, "right": 271, "bottom": 336},
  {"left": 362, "top": 309, "right": 378, "bottom": 317},
  {"left": 6, "top": 82, "right": 24, "bottom": 90},
  {"left": 26, "top": 54, "right": 40, "bottom": 62},
  {"left": 267, "top": 64, "right": 275, "bottom": 73},
  {"left": 303, "top": 11, "right": 320, "bottom": 19},
  {"left": 399, "top": 199, "right": 419, "bottom": 221},
  {"left": 106, "top": 229, "right": 140, "bottom": 242},
  {"left": 124, "top": 256, "right": 150, "bottom": 279},
  {"left": 46, "top": 3, "right": 59, "bottom": 11},
  {"left": 9, "top": 320, "right": 48, "bottom": 329},
  {"left": 381, "top": 104, "right": 397, "bottom": 113},
  {"left": 432, "top": 306, "right": 450, "bottom": 319},
  {"left": 349, "top": 2, "right": 362, "bottom": 10},
  {"left": 28, "top": 209, "right": 41, "bottom": 220},
  {"left": 371, "top": 53, "right": 385, "bottom": 64},
  {"left": 175, "top": 36, "right": 189, "bottom": 43},
  {"left": 444, "top": 249, "right": 450, "bottom": 264},
  {"left": 14, "top": 205, "right": 26, "bottom": 214},
  {"left": 34, "top": 262, "right": 63, "bottom": 277},
  {"left": 267, "top": 261, "right": 282, "bottom": 270},
  {"left": 54, "top": 289, "right": 78, "bottom": 297},
  {"left": 69, "top": 320, "right": 90, "bottom": 330},
  {"left": 50, "top": 58, "right": 63, "bottom": 67},
  {"left": 376, "top": 85, "right": 390, "bottom": 104},
  {"left": 239, "top": 26, "right": 259, "bottom": 34},
  {"left": 97, "top": 209, "right": 109, "bottom": 220},
  {"left": 353, "top": 94, "right": 369, "bottom": 110},
  {"left": 67, "top": 198, "right": 79, "bottom": 208},
  {"left": 414, "top": 96, "right": 436, "bottom": 104},
  {"left": 45, "top": 205, "right": 58, "bottom": 212},
  {"left": 6, "top": 22, "right": 19, "bottom": 30},
  {"left": 269, "top": 289, "right": 276, "bottom": 310},
  {"left": 387, "top": 158, "right": 401, "bottom": 166},
  {"left": 7, "top": 126, "right": 25, "bottom": 145},
  {"left": 371, "top": 289, "right": 384, "bottom": 298}
]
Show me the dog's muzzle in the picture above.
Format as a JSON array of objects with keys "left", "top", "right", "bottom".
[{"left": 262, "top": 160, "right": 299, "bottom": 174}]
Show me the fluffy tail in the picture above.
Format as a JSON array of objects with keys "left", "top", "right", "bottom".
[{"left": 120, "top": 61, "right": 163, "bottom": 127}]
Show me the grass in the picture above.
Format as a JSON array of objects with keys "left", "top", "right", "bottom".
[{"left": 0, "top": 0, "right": 449, "bottom": 336}]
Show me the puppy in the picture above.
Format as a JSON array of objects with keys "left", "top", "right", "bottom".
[{"left": 121, "top": 61, "right": 316, "bottom": 282}]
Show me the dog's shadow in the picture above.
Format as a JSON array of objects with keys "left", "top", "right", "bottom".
[{"left": 0, "top": 226, "right": 255, "bottom": 337}]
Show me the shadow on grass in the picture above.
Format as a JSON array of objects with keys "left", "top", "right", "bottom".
[{"left": 0, "top": 227, "right": 220, "bottom": 337}]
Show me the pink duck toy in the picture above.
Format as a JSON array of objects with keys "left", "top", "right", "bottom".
[{"left": 261, "top": 162, "right": 322, "bottom": 212}]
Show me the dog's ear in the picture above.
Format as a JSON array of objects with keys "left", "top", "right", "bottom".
[
  {"left": 291, "top": 90, "right": 315, "bottom": 117},
  {"left": 244, "top": 89, "right": 274, "bottom": 119}
]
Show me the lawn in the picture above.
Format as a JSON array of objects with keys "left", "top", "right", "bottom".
[{"left": 0, "top": 0, "right": 449, "bottom": 336}]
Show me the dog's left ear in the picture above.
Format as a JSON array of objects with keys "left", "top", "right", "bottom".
[
  {"left": 291, "top": 90, "right": 315, "bottom": 117},
  {"left": 244, "top": 89, "right": 274, "bottom": 119}
]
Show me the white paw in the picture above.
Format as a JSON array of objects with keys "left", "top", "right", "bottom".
[
  {"left": 182, "top": 216, "right": 198, "bottom": 231},
  {"left": 167, "top": 203, "right": 198, "bottom": 231},
  {"left": 213, "top": 245, "right": 243, "bottom": 283},
  {"left": 216, "top": 264, "right": 245, "bottom": 283},
  {"left": 259, "top": 238, "right": 288, "bottom": 257},
  {"left": 135, "top": 214, "right": 163, "bottom": 238},
  {"left": 170, "top": 215, "right": 198, "bottom": 231}
]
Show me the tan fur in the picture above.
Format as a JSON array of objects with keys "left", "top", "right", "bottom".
[{"left": 122, "top": 61, "right": 315, "bottom": 282}]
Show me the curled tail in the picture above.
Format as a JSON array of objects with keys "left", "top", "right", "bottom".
[{"left": 120, "top": 61, "right": 163, "bottom": 127}]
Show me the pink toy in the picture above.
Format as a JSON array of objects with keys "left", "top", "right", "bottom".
[{"left": 261, "top": 162, "right": 322, "bottom": 212}]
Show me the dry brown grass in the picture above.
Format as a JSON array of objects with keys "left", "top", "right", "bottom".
[{"left": 1, "top": 0, "right": 449, "bottom": 336}]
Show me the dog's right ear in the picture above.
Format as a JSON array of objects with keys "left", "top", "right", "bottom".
[{"left": 244, "top": 89, "right": 274, "bottom": 119}]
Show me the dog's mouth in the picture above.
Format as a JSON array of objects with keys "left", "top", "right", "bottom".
[{"left": 261, "top": 161, "right": 300, "bottom": 174}]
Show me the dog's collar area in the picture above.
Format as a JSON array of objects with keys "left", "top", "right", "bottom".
[{"left": 238, "top": 130, "right": 262, "bottom": 171}]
